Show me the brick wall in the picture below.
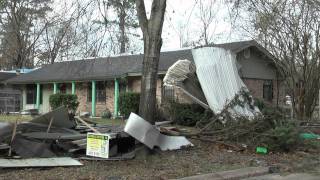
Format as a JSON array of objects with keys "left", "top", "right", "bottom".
[
  {"left": 128, "top": 76, "right": 163, "bottom": 103},
  {"left": 73, "top": 77, "right": 285, "bottom": 117},
  {"left": 242, "top": 78, "right": 285, "bottom": 106},
  {"left": 164, "top": 78, "right": 285, "bottom": 106},
  {"left": 75, "top": 81, "right": 115, "bottom": 116}
]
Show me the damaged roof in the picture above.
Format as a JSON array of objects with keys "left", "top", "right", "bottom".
[{"left": 6, "top": 40, "right": 274, "bottom": 84}]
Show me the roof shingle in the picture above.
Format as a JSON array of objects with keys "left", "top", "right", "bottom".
[{"left": 6, "top": 40, "right": 271, "bottom": 84}]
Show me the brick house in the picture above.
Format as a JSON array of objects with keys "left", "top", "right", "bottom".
[{"left": 6, "top": 40, "right": 283, "bottom": 117}]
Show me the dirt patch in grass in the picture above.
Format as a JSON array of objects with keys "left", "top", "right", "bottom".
[{"left": 0, "top": 139, "right": 318, "bottom": 180}]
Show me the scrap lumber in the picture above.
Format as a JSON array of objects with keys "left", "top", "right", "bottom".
[
  {"left": 8, "top": 120, "right": 17, "bottom": 157},
  {"left": 75, "top": 116, "right": 100, "bottom": 133}
]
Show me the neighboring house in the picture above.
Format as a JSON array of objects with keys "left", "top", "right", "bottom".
[
  {"left": 0, "top": 69, "right": 35, "bottom": 113},
  {"left": 6, "top": 40, "right": 284, "bottom": 117},
  {"left": 0, "top": 72, "right": 20, "bottom": 113}
]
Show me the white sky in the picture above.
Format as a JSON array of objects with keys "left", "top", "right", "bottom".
[
  {"left": 144, "top": 0, "right": 249, "bottom": 50},
  {"left": 50, "top": 0, "right": 251, "bottom": 58}
]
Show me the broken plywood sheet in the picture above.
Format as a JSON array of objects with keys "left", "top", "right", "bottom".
[
  {"left": 124, "top": 113, "right": 193, "bottom": 151},
  {"left": 191, "top": 47, "right": 260, "bottom": 117},
  {"left": 0, "top": 157, "right": 82, "bottom": 168},
  {"left": 31, "top": 106, "right": 76, "bottom": 128}
]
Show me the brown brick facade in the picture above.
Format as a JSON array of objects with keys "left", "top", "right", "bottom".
[
  {"left": 242, "top": 78, "right": 285, "bottom": 105},
  {"left": 127, "top": 76, "right": 163, "bottom": 103},
  {"left": 75, "top": 81, "right": 114, "bottom": 116},
  {"left": 71, "top": 77, "right": 284, "bottom": 117},
  {"left": 163, "top": 78, "right": 285, "bottom": 106},
  {"left": 73, "top": 77, "right": 163, "bottom": 116}
]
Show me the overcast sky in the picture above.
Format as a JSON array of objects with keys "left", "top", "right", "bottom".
[
  {"left": 145, "top": 0, "right": 249, "bottom": 50},
  {"left": 51, "top": 0, "right": 251, "bottom": 57}
]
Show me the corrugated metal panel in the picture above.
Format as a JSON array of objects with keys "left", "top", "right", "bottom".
[{"left": 192, "top": 47, "right": 258, "bottom": 117}]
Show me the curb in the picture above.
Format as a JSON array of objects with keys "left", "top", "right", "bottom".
[{"left": 176, "top": 166, "right": 272, "bottom": 180}]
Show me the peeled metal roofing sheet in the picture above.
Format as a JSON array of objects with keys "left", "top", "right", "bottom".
[
  {"left": 192, "top": 47, "right": 258, "bottom": 117},
  {"left": 124, "top": 113, "right": 193, "bottom": 151},
  {"left": 0, "top": 157, "right": 83, "bottom": 168},
  {"left": 163, "top": 60, "right": 209, "bottom": 108}
]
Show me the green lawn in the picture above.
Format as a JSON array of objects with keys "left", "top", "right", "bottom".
[{"left": 85, "top": 117, "right": 125, "bottom": 126}]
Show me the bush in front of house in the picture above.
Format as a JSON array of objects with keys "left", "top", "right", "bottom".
[
  {"left": 49, "top": 93, "right": 79, "bottom": 113},
  {"left": 168, "top": 101, "right": 206, "bottom": 126},
  {"left": 101, "top": 109, "right": 112, "bottom": 119},
  {"left": 256, "top": 118, "right": 303, "bottom": 152},
  {"left": 119, "top": 92, "right": 140, "bottom": 118}
]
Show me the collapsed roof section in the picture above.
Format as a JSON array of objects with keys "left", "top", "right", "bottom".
[{"left": 164, "top": 47, "right": 260, "bottom": 119}]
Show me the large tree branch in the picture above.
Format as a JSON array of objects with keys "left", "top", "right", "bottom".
[{"left": 135, "top": 0, "right": 148, "bottom": 34}]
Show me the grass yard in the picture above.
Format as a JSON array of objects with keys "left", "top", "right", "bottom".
[{"left": 87, "top": 117, "right": 125, "bottom": 126}]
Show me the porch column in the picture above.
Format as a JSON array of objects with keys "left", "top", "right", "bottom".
[
  {"left": 114, "top": 78, "right": 119, "bottom": 118},
  {"left": 71, "top": 81, "right": 76, "bottom": 95},
  {"left": 53, "top": 82, "right": 58, "bottom": 94},
  {"left": 91, "top": 81, "right": 96, "bottom": 117},
  {"left": 36, "top": 83, "right": 40, "bottom": 110}
]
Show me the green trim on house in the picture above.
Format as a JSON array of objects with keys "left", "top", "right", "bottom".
[
  {"left": 36, "top": 83, "right": 40, "bottom": 109},
  {"left": 53, "top": 82, "right": 58, "bottom": 94},
  {"left": 71, "top": 81, "right": 76, "bottom": 94},
  {"left": 91, "top": 80, "right": 96, "bottom": 117},
  {"left": 114, "top": 78, "right": 119, "bottom": 118}
]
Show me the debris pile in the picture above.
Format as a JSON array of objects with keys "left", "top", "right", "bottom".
[
  {"left": 0, "top": 106, "right": 193, "bottom": 168},
  {"left": 0, "top": 107, "right": 137, "bottom": 167}
]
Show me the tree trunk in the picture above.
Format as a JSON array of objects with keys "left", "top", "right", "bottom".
[
  {"left": 119, "top": 7, "right": 126, "bottom": 53},
  {"left": 139, "top": 34, "right": 162, "bottom": 123},
  {"left": 135, "top": 0, "right": 166, "bottom": 124}
]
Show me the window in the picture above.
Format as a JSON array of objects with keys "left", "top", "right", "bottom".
[
  {"left": 26, "top": 84, "right": 42, "bottom": 104},
  {"left": 59, "top": 84, "right": 67, "bottom": 94},
  {"left": 263, "top": 80, "right": 273, "bottom": 101},
  {"left": 87, "top": 81, "right": 106, "bottom": 103},
  {"left": 162, "top": 85, "right": 175, "bottom": 101}
]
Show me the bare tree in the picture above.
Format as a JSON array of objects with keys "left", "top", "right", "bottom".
[
  {"left": 38, "top": 1, "right": 92, "bottom": 65},
  {"left": 97, "top": 0, "right": 138, "bottom": 54},
  {"left": 241, "top": 0, "right": 320, "bottom": 119},
  {"left": 0, "top": 0, "right": 52, "bottom": 69},
  {"left": 135, "top": 0, "right": 166, "bottom": 123},
  {"left": 197, "top": 0, "right": 219, "bottom": 45}
]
